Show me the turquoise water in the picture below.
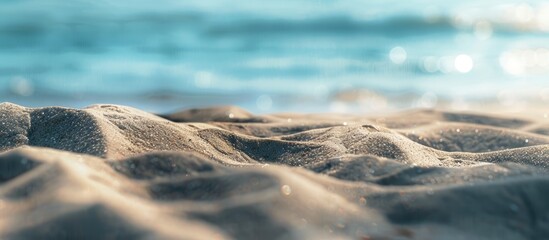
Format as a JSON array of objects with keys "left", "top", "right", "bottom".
[{"left": 1, "top": 0, "right": 549, "bottom": 113}]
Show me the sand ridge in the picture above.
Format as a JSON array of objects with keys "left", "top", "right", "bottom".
[{"left": 0, "top": 103, "right": 548, "bottom": 239}]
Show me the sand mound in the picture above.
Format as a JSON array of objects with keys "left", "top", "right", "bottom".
[
  {"left": 1, "top": 103, "right": 548, "bottom": 239},
  {"left": 161, "top": 106, "right": 273, "bottom": 123}
]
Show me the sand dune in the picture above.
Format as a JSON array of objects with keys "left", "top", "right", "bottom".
[{"left": 1, "top": 103, "right": 548, "bottom": 239}]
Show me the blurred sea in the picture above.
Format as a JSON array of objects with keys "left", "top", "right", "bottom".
[{"left": 1, "top": 0, "right": 549, "bottom": 114}]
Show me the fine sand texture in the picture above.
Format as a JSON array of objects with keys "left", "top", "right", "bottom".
[{"left": 1, "top": 103, "right": 549, "bottom": 239}]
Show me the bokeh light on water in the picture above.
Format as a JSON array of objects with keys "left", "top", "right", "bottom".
[{"left": 1, "top": 0, "right": 549, "bottom": 113}]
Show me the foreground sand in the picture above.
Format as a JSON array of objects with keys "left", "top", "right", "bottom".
[{"left": 0, "top": 103, "right": 548, "bottom": 240}]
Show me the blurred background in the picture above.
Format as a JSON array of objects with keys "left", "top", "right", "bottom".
[{"left": 1, "top": 0, "right": 549, "bottom": 114}]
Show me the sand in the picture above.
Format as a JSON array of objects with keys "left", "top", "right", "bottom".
[{"left": 0, "top": 102, "right": 548, "bottom": 239}]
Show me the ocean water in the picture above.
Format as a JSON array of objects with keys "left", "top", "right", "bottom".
[{"left": 1, "top": 0, "right": 549, "bottom": 113}]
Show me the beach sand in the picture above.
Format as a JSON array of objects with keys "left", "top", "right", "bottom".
[{"left": 0, "top": 102, "right": 548, "bottom": 239}]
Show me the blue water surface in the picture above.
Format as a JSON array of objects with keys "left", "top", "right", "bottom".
[{"left": 1, "top": 0, "right": 549, "bottom": 113}]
